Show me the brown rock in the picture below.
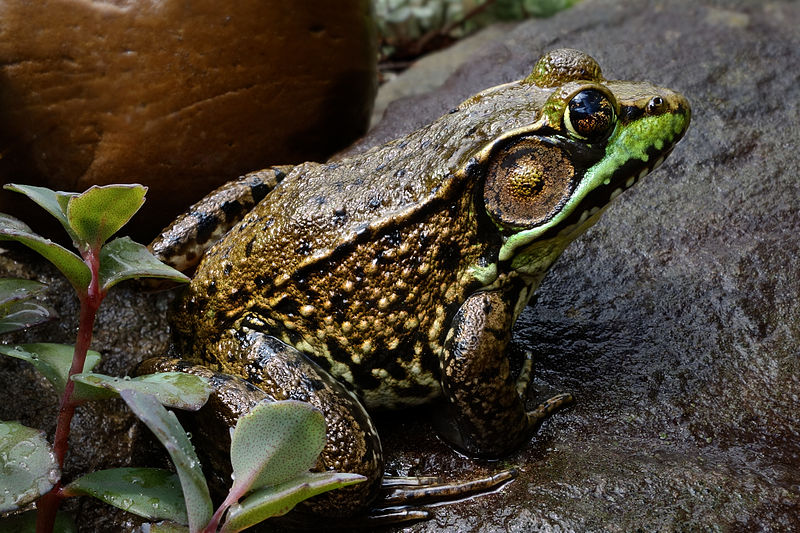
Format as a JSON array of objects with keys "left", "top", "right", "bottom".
[{"left": 0, "top": 0, "right": 377, "bottom": 238}]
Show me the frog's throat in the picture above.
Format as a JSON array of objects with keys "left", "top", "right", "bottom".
[{"left": 498, "top": 110, "right": 688, "bottom": 263}]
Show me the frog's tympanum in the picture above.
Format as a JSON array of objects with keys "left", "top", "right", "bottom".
[{"left": 146, "top": 49, "right": 690, "bottom": 517}]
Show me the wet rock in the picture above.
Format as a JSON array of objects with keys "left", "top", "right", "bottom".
[{"left": 0, "top": 0, "right": 377, "bottom": 239}]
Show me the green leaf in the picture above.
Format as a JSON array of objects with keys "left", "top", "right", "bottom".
[
  {"left": 0, "top": 509, "right": 76, "bottom": 533},
  {"left": 0, "top": 280, "right": 54, "bottom": 336},
  {"left": 230, "top": 401, "right": 326, "bottom": 495},
  {"left": 3, "top": 184, "right": 77, "bottom": 243},
  {"left": 120, "top": 390, "right": 212, "bottom": 532},
  {"left": 63, "top": 467, "right": 189, "bottom": 524},
  {"left": 222, "top": 472, "right": 365, "bottom": 532},
  {"left": 0, "top": 299, "right": 55, "bottom": 334},
  {"left": 98, "top": 237, "right": 189, "bottom": 292},
  {"left": 0, "top": 214, "right": 91, "bottom": 291},
  {"left": 0, "top": 421, "right": 60, "bottom": 513},
  {"left": 66, "top": 184, "right": 146, "bottom": 247},
  {"left": 71, "top": 372, "right": 211, "bottom": 410},
  {"left": 0, "top": 343, "right": 101, "bottom": 397}
]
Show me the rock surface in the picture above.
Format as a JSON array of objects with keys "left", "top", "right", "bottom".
[
  {"left": 0, "top": 0, "right": 376, "bottom": 238},
  {"left": 1, "top": 0, "right": 798, "bottom": 531}
]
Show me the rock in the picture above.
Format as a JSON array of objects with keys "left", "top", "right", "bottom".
[
  {"left": 1, "top": 0, "right": 799, "bottom": 531},
  {"left": 0, "top": 0, "right": 377, "bottom": 238}
]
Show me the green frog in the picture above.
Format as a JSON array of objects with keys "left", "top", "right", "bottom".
[{"left": 145, "top": 48, "right": 690, "bottom": 517}]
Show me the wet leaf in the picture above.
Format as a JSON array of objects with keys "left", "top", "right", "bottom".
[
  {"left": 3, "top": 184, "right": 77, "bottom": 243},
  {"left": 0, "top": 279, "right": 55, "bottom": 334},
  {"left": 121, "top": 390, "right": 212, "bottom": 532},
  {"left": 63, "top": 467, "right": 188, "bottom": 524},
  {"left": 230, "top": 401, "right": 326, "bottom": 494},
  {"left": 0, "top": 343, "right": 101, "bottom": 397},
  {"left": 222, "top": 472, "right": 365, "bottom": 532},
  {"left": 98, "top": 237, "right": 189, "bottom": 291},
  {"left": 67, "top": 185, "right": 146, "bottom": 247},
  {"left": 0, "top": 421, "right": 60, "bottom": 513},
  {"left": 139, "top": 521, "right": 190, "bottom": 533},
  {"left": 72, "top": 372, "right": 211, "bottom": 410},
  {"left": 0, "top": 299, "right": 55, "bottom": 334},
  {"left": 0, "top": 214, "right": 90, "bottom": 291}
]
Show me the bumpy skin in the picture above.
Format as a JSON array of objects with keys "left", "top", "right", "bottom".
[
  {"left": 152, "top": 49, "right": 691, "bottom": 514},
  {"left": 441, "top": 284, "right": 527, "bottom": 454}
]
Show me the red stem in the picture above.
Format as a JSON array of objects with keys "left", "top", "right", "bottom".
[
  {"left": 36, "top": 248, "right": 104, "bottom": 533},
  {"left": 204, "top": 489, "right": 241, "bottom": 533}
]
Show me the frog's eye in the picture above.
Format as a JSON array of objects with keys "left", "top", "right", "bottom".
[
  {"left": 564, "top": 89, "right": 616, "bottom": 142},
  {"left": 483, "top": 137, "right": 575, "bottom": 229}
]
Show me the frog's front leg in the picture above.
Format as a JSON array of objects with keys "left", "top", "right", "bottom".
[
  {"left": 440, "top": 289, "right": 571, "bottom": 457},
  {"left": 149, "top": 165, "right": 293, "bottom": 272}
]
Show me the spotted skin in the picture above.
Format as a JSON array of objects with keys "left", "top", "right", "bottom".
[
  {"left": 441, "top": 285, "right": 529, "bottom": 456},
  {"left": 176, "top": 186, "right": 493, "bottom": 410}
]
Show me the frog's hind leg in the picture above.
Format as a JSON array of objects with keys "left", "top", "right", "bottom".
[
  {"left": 380, "top": 467, "right": 516, "bottom": 506},
  {"left": 149, "top": 165, "right": 293, "bottom": 272},
  {"left": 139, "top": 328, "right": 383, "bottom": 518}
]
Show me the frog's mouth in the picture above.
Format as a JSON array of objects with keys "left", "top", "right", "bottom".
[{"left": 544, "top": 145, "right": 674, "bottom": 239}]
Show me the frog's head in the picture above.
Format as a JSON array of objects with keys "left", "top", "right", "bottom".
[{"left": 473, "top": 48, "right": 690, "bottom": 281}]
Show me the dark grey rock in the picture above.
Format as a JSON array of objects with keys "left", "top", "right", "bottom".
[{"left": 1, "top": 0, "right": 798, "bottom": 531}]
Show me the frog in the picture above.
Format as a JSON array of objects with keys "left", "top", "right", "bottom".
[{"left": 144, "top": 48, "right": 690, "bottom": 518}]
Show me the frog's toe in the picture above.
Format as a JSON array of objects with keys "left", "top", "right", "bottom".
[
  {"left": 380, "top": 467, "right": 517, "bottom": 506},
  {"left": 527, "top": 392, "right": 574, "bottom": 428}
]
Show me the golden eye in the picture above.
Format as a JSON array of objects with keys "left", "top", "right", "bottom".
[
  {"left": 564, "top": 89, "right": 616, "bottom": 142},
  {"left": 483, "top": 137, "right": 575, "bottom": 229}
]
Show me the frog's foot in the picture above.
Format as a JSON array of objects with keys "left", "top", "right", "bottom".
[
  {"left": 515, "top": 350, "right": 574, "bottom": 428},
  {"left": 275, "top": 506, "right": 431, "bottom": 529},
  {"left": 441, "top": 290, "right": 576, "bottom": 456},
  {"left": 313, "top": 468, "right": 517, "bottom": 527},
  {"left": 380, "top": 467, "right": 516, "bottom": 506}
]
